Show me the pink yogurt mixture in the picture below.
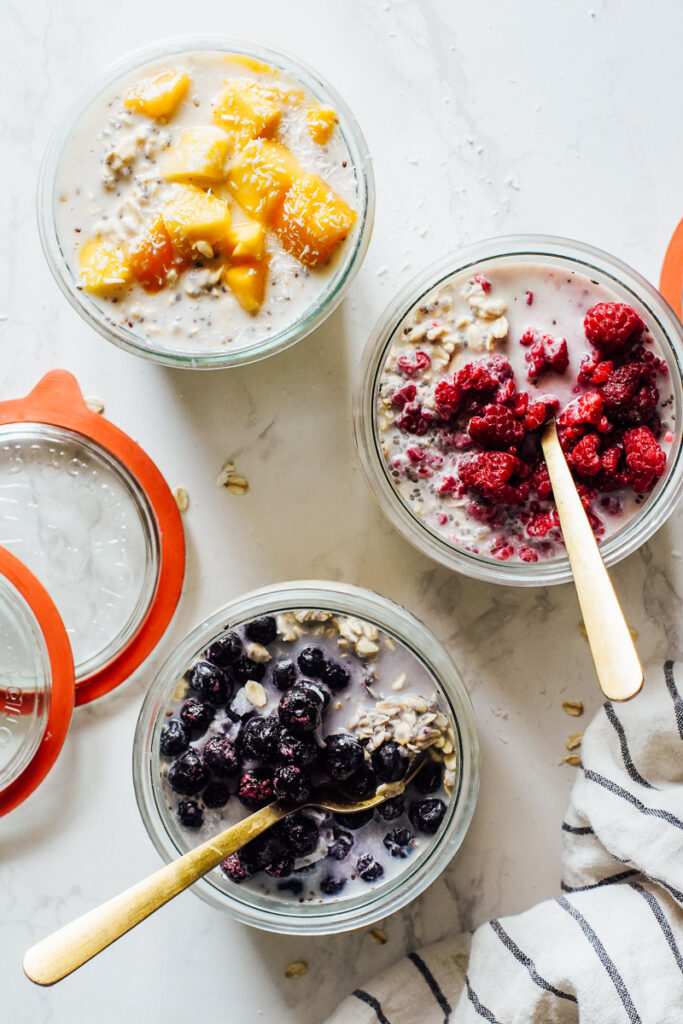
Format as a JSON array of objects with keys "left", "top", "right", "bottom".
[{"left": 375, "top": 262, "right": 675, "bottom": 563}]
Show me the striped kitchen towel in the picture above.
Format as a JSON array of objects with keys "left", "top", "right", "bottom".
[{"left": 324, "top": 660, "right": 683, "bottom": 1024}]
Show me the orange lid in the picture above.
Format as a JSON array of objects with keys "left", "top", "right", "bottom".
[{"left": 660, "top": 218, "right": 683, "bottom": 317}]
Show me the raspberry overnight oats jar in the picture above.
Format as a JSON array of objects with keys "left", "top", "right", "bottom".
[
  {"left": 354, "top": 236, "right": 683, "bottom": 586},
  {"left": 133, "top": 581, "right": 479, "bottom": 934},
  {"left": 38, "top": 37, "right": 374, "bottom": 368}
]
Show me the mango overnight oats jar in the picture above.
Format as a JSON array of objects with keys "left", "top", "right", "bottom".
[
  {"left": 354, "top": 236, "right": 683, "bottom": 586},
  {"left": 38, "top": 38, "right": 374, "bottom": 368}
]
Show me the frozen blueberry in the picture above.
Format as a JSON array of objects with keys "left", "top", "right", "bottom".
[
  {"left": 265, "top": 853, "right": 295, "bottom": 878},
  {"left": 202, "top": 781, "right": 231, "bottom": 809},
  {"left": 177, "top": 799, "right": 203, "bottom": 829},
  {"left": 413, "top": 760, "right": 444, "bottom": 794},
  {"left": 179, "top": 698, "right": 214, "bottom": 738},
  {"left": 278, "top": 813, "right": 320, "bottom": 857},
  {"left": 376, "top": 795, "right": 405, "bottom": 821},
  {"left": 231, "top": 655, "right": 266, "bottom": 685},
  {"left": 322, "top": 734, "right": 365, "bottom": 781},
  {"left": 356, "top": 854, "right": 384, "bottom": 882},
  {"left": 278, "top": 685, "right": 324, "bottom": 736},
  {"left": 327, "top": 827, "right": 354, "bottom": 861},
  {"left": 204, "top": 631, "right": 242, "bottom": 667},
  {"left": 372, "top": 740, "right": 410, "bottom": 783},
  {"left": 322, "top": 660, "right": 350, "bottom": 692},
  {"left": 240, "top": 716, "right": 280, "bottom": 763},
  {"left": 221, "top": 852, "right": 250, "bottom": 883},
  {"left": 273, "top": 765, "right": 311, "bottom": 803},
  {"left": 203, "top": 736, "right": 240, "bottom": 778},
  {"left": 237, "top": 767, "right": 274, "bottom": 810},
  {"left": 168, "top": 749, "right": 208, "bottom": 795},
  {"left": 278, "top": 878, "right": 303, "bottom": 896},
  {"left": 333, "top": 808, "right": 374, "bottom": 831},
  {"left": 304, "top": 679, "right": 332, "bottom": 711},
  {"left": 409, "top": 798, "right": 447, "bottom": 835},
  {"left": 383, "top": 827, "right": 415, "bottom": 858},
  {"left": 272, "top": 659, "right": 297, "bottom": 691},
  {"left": 297, "top": 645, "right": 327, "bottom": 678},
  {"left": 245, "top": 616, "right": 277, "bottom": 646},
  {"left": 242, "top": 833, "right": 282, "bottom": 872},
  {"left": 278, "top": 729, "right": 318, "bottom": 767},
  {"left": 187, "top": 660, "right": 231, "bottom": 707},
  {"left": 160, "top": 718, "right": 189, "bottom": 757},
  {"left": 320, "top": 874, "right": 346, "bottom": 896},
  {"left": 345, "top": 764, "right": 378, "bottom": 800}
]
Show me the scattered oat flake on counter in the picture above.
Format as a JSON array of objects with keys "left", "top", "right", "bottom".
[
  {"left": 217, "top": 459, "right": 249, "bottom": 494},
  {"left": 564, "top": 754, "right": 581, "bottom": 767},
  {"left": 566, "top": 732, "right": 583, "bottom": 751},
  {"left": 173, "top": 486, "right": 190, "bottom": 512},
  {"left": 562, "top": 700, "right": 584, "bottom": 717},
  {"left": 85, "top": 396, "right": 105, "bottom": 414},
  {"left": 285, "top": 962, "right": 309, "bottom": 979},
  {"left": 369, "top": 929, "right": 388, "bottom": 945}
]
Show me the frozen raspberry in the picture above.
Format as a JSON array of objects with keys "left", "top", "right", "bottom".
[
  {"left": 578, "top": 351, "right": 614, "bottom": 386},
  {"left": 519, "top": 546, "right": 539, "bottom": 562},
  {"left": 623, "top": 427, "right": 666, "bottom": 492},
  {"left": 630, "top": 343, "right": 668, "bottom": 376},
  {"left": 395, "top": 401, "right": 433, "bottom": 436},
  {"left": 520, "top": 395, "right": 558, "bottom": 432},
  {"left": 598, "top": 446, "right": 629, "bottom": 492},
  {"left": 434, "top": 376, "right": 462, "bottom": 416},
  {"left": 391, "top": 383, "right": 417, "bottom": 408},
  {"left": 584, "top": 303, "right": 644, "bottom": 354},
  {"left": 568, "top": 433, "right": 602, "bottom": 477},
  {"left": 600, "top": 363, "right": 659, "bottom": 426},
  {"left": 456, "top": 362, "right": 497, "bottom": 395},
  {"left": 530, "top": 462, "right": 553, "bottom": 499},
  {"left": 473, "top": 273, "right": 491, "bottom": 292},
  {"left": 397, "top": 350, "right": 431, "bottom": 377},
  {"left": 558, "top": 392, "right": 609, "bottom": 433},
  {"left": 436, "top": 475, "right": 462, "bottom": 496},
  {"left": 526, "top": 510, "right": 560, "bottom": 537},
  {"left": 520, "top": 330, "right": 569, "bottom": 383},
  {"left": 459, "top": 451, "right": 529, "bottom": 505},
  {"left": 468, "top": 404, "right": 525, "bottom": 451},
  {"left": 525, "top": 290, "right": 533, "bottom": 305}
]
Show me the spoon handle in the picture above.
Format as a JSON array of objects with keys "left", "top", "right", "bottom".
[
  {"left": 23, "top": 801, "right": 289, "bottom": 987},
  {"left": 541, "top": 419, "right": 643, "bottom": 702}
]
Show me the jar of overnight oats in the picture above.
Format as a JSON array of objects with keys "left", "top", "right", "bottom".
[
  {"left": 133, "top": 580, "right": 479, "bottom": 934},
  {"left": 38, "top": 37, "right": 374, "bottom": 369},
  {"left": 354, "top": 235, "right": 683, "bottom": 586}
]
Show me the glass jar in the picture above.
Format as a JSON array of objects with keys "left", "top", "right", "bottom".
[
  {"left": 38, "top": 37, "right": 374, "bottom": 369},
  {"left": 353, "top": 235, "right": 683, "bottom": 586},
  {"left": 133, "top": 580, "right": 480, "bottom": 934}
]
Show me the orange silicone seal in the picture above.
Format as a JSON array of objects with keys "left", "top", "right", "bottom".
[
  {"left": 660, "top": 218, "right": 683, "bottom": 318},
  {"left": 0, "top": 547, "right": 75, "bottom": 816},
  {"left": 0, "top": 370, "right": 186, "bottom": 706}
]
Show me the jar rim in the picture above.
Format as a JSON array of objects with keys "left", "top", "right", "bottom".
[
  {"left": 353, "top": 234, "right": 683, "bottom": 586},
  {"left": 132, "top": 579, "right": 480, "bottom": 934},
  {"left": 37, "top": 35, "right": 375, "bottom": 370}
]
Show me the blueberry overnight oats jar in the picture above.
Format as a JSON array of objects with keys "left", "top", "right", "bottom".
[
  {"left": 133, "top": 581, "right": 479, "bottom": 934},
  {"left": 354, "top": 236, "right": 683, "bottom": 586},
  {"left": 38, "top": 37, "right": 374, "bottom": 368}
]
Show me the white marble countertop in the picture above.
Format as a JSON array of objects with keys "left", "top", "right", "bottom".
[{"left": 3, "top": 1, "right": 683, "bottom": 1020}]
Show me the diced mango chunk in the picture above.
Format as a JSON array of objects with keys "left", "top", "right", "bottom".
[
  {"left": 161, "top": 127, "right": 230, "bottom": 185},
  {"left": 306, "top": 105, "right": 337, "bottom": 145},
  {"left": 213, "top": 80, "right": 282, "bottom": 148},
  {"left": 79, "top": 238, "right": 131, "bottom": 294},
  {"left": 223, "top": 54, "right": 276, "bottom": 75},
  {"left": 129, "top": 216, "right": 187, "bottom": 292},
  {"left": 223, "top": 260, "right": 267, "bottom": 312},
  {"left": 272, "top": 175, "right": 356, "bottom": 267},
  {"left": 225, "top": 220, "right": 267, "bottom": 263},
  {"left": 227, "top": 139, "right": 302, "bottom": 221},
  {"left": 124, "top": 69, "right": 190, "bottom": 120},
  {"left": 162, "top": 185, "right": 231, "bottom": 257}
]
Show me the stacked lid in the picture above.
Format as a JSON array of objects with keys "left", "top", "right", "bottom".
[{"left": 0, "top": 371, "right": 185, "bottom": 814}]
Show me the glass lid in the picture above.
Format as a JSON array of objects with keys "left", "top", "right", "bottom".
[
  {"left": 0, "top": 547, "right": 74, "bottom": 815},
  {"left": 0, "top": 371, "right": 186, "bottom": 705}
]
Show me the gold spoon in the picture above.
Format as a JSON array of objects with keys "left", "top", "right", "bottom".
[
  {"left": 541, "top": 418, "right": 643, "bottom": 701},
  {"left": 23, "top": 753, "right": 428, "bottom": 986}
]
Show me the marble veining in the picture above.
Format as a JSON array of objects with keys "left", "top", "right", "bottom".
[{"left": 2, "top": 1, "right": 683, "bottom": 1022}]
